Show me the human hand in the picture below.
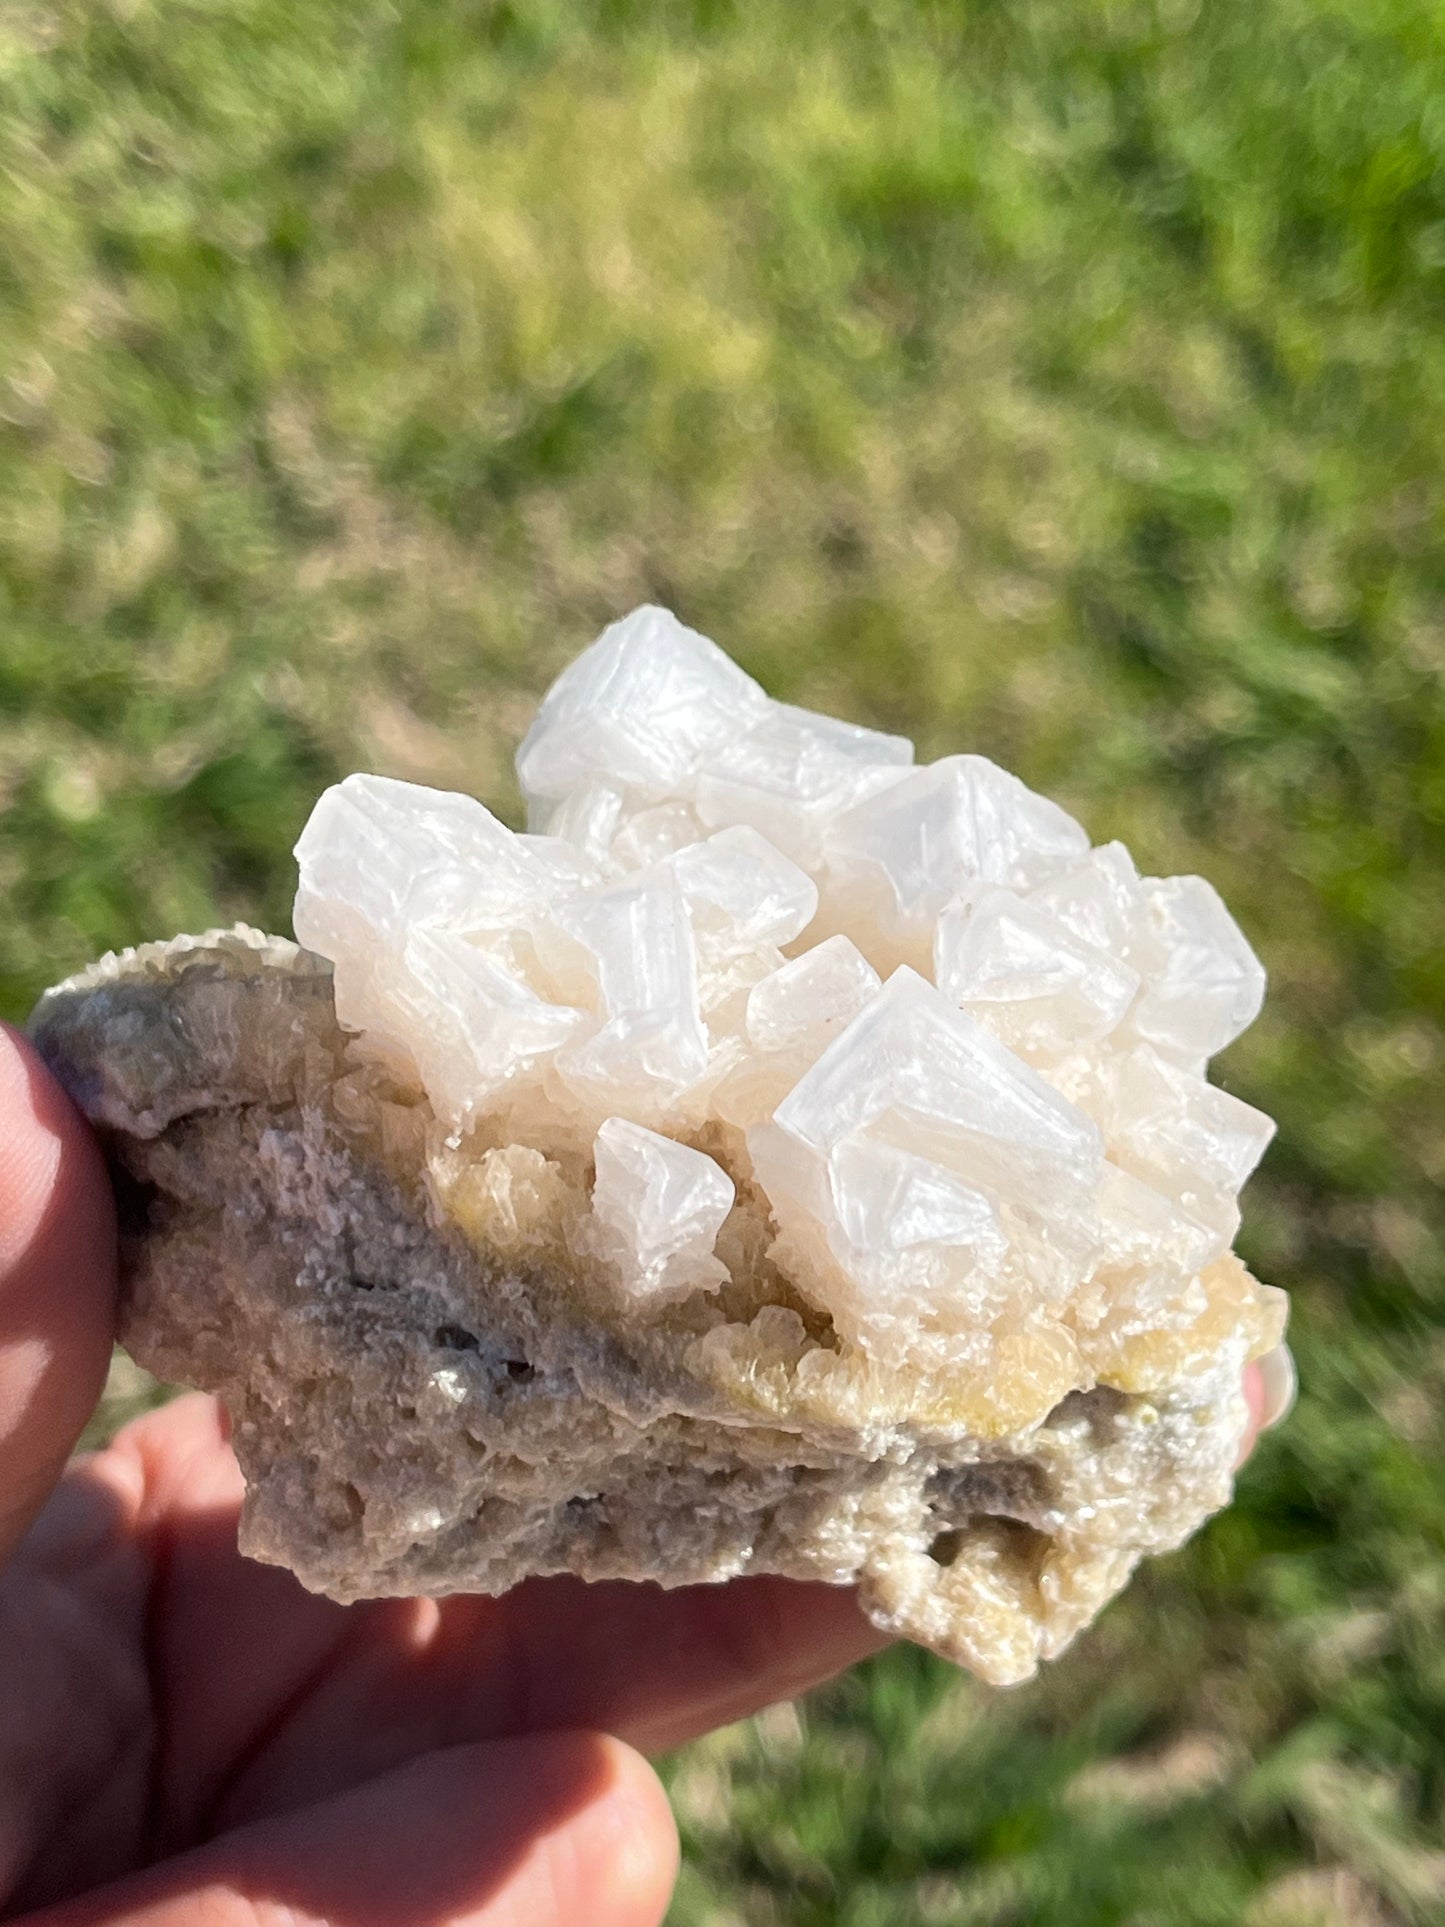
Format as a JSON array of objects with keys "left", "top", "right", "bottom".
[
  {"left": 0, "top": 1021, "right": 1282, "bottom": 1927},
  {"left": 0, "top": 1022, "right": 888, "bottom": 1927}
]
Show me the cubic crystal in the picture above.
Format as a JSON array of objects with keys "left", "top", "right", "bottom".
[
  {"left": 820, "top": 755, "right": 1091, "bottom": 968},
  {"left": 1100, "top": 1046, "right": 1275, "bottom": 1242},
  {"left": 745, "top": 935, "right": 882, "bottom": 1055},
  {"left": 669, "top": 827, "right": 818, "bottom": 950},
  {"left": 750, "top": 968, "right": 1106, "bottom": 1356},
  {"left": 517, "top": 605, "right": 772, "bottom": 807},
  {"left": 692, "top": 699, "right": 913, "bottom": 867},
  {"left": 1125, "top": 875, "right": 1267, "bottom": 1064},
  {"left": 590, "top": 1116, "right": 735, "bottom": 1302},
  {"left": 400, "top": 928, "right": 587, "bottom": 1132},
  {"left": 519, "top": 604, "right": 913, "bottom": 870},
  {"left": 934, "top": 885, "right": 1140, "bottom": 1059},
  {"left": 547, "top": 872, "right": 710, "bottom": 1128}
]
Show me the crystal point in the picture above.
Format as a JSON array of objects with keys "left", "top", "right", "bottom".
[
  {"left": 934, "top": 886, "right": 1140, "bottom": 1058},
  {"left": 517, "top": 605, "right": 771, "bottom": 808},
  {"left": 591, "top": 1117, "right": 735, "bottom": 1301},
  {"left": 820, "top": 754, "right": 1089, "bottom": 964},
  {"left": 1127, "top": 874, "right": 1267, "bottom": 1062}
]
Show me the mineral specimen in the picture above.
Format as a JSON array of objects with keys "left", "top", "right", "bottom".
[{"left": 30, "top": 606, "right": 1288, "bottom": 1684}]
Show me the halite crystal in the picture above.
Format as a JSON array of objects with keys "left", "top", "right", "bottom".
[
  {"left": 820, "top": 753, "right": 1092, "bottom": 966},
  {"left": 933, "top": 885, "right": 1140, "bottom": 1057},
  {"left": 291, "top": 603, "right": 1275, "bottom": 1426},
  {"left": 590, "top": 1116, "right": 736, "bottom": 1302}
]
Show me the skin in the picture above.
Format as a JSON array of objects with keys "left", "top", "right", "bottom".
[{"left": 0, "top": 1022, "right": 1268, "bottom": 1927}]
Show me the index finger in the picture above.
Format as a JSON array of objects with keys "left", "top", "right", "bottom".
[
  {"left": 225, "top": 1569, "right": 888, "bottom": 1827},
  {"left": 68, "top": 1393, "right": 884, "bottom": 1835},
  {"left": 0, "top": 1023, "right": 116, "bottom": 1563}
]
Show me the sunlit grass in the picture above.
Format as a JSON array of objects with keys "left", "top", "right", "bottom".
[{"left": 6, "top": 2, "right": 1445, "bottom": 1919}]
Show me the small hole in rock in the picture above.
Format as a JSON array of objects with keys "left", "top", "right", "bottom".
[
  {"left": 335, "top": 1481, "right": 365, "bottom": 1527},
  {"left": 434, "top": 1324, "right": 480, "bottom": 1352},
  {"left": 112, "top": 1165, "right": 160, "bottom": 1239},
  {"left": 929, "top": 1528, "right": 965, "bottom": 1567},
  {"left": 926, "top": 1458, "right": 1052, "bottom": 1526},
  {"left": 505, "top": 1360, "right": 536, "bottom": 1382},
  {"left": 1045, "top": 1385, "right": 1129, "bottom": 1434}
]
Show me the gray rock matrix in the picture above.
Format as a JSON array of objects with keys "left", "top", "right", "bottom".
[{"left": 31, "top": 926, "right": 1271, "bottom": 1685}]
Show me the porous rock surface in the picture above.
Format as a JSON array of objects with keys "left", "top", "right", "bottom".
[{"left": 35, "top": 936, "right": 1276, "bottom": 1687}]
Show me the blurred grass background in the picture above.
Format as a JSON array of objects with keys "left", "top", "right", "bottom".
[{"left": 3, "top": 0, "right": 1444, "bottom": 1920}]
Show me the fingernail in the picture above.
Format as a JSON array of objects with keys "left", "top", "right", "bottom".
[{"left": 1255, "top": 1343, "right": 1296, "bottom": 1431}]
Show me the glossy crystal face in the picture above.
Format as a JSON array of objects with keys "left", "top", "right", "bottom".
[{"left": 292, "top": 605, "right": 1272, "bottom": 1399}]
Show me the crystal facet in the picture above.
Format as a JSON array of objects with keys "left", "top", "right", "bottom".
[
  {"left": 517, "top": 605, "right": 773, "bottom": 806},
  {"left": 934, "top": 885, "right": 1140, "bottom": 1059},
  {"left": 821, "top": 755, "right": 1091, "bottom": 966},
  {"left": 590, "top": 1116, "right": 735, "bottom": 1302}
]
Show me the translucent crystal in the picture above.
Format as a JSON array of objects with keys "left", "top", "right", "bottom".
[
  {"left": 1099, "top": 1046, "right": 1275, "bottom": 1242},
  {"left": 1028, "top": 841, "right": 1145, "bottom": 956},
  {"left": 707, "top": 937, "right": 883, "bottom": 1133},
  {"left": 547, "top": 873, "right": 710, "bottom": 1124},
  {"left": 934, "top": 886, "right": 1139, "bottom": 1059},
  {"left": 611, "top": 801, "right": 707, "bottom": 870},
  {"left": 1092, "top": 1161, "right": 1223, "bottom": 1285},
  {"left": 746, "top": 936, "right": 882, "bottom": 1054},
  {"left": 1125, "top": 875, "right": 1267, "bottom": 1064},
  {"left": 590, "top": 1116, "right": 735, "bottom": 1302},
  {"left": 768, "top": 968, "right": 1102, "bottom": 1195},
  {"left": 294, "top": 774, "right": 570, "bottom": 1113},
  {"left": 519, "top": 606, "right": 912, "bottom": 872},
  {"left": 819, "top": 1134, "right": 1018, "bottom": 1349},
  {"left": 400, "top": 929, "right": 586, "bottom": 1132},
  {"left": 1031, "top": 853, "right": 1265, "bottom": 1067},
  {"left": 829, "top": 1136, "right": 1008, "bottom": 1263},
  {"left": 669, "top": 827, "right": 818, "bottom": 950},
  {"left": 822, "top": 755, "right": 1090, "bottom": 963},
  {"left": 517, "top": 605, "right": 772, "bottom": 807},
  {"left": 748, "top": 970, "right": 1108, "bottom": 1356},
  {"left": 693, "top": 700, "right": 913, "bottom": 867},
  {"left": 535, "top": 784, "right": 625, "bottom": 864},
  {"left": 295, "top": 773, "right": 551, "bottom": 955},
  {"left": 291, "top": 604, "right": 1272, "bottom": 1393}
]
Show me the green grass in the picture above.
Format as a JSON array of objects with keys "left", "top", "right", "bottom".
[{"left": 4, "top": 1, "right": 1445, "bottom": 1920}]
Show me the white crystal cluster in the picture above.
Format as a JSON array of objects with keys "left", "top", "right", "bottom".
[{"left": 293, "top": 605, "right": 1272, "bottom": 1374}]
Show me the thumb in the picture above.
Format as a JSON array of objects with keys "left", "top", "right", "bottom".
[
  {"left": 16, "top": 1733, "right": 678, "bottom": 1927},
  {"left": 0, "top": 1023, "right": 116, "bottom": 1565}
]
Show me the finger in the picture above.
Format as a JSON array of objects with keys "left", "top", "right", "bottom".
[
  {"left": 1238, "top": 1345, "right": 1296, "bottom": 1466},
  {"left": 93, "top": 1350, "right": 1276, "bottom": 1840},
  {"left": 1255, "top": 1343, "right": 1297, "bottom": 1432},
  {"left": 17, "top": 1732, "right": 677, "bottom": 1927},
  {"left": 220, "top": 1570, "right": 884, "bottom": 1822},
  {"left": 0, "top": 1024, "right": 116, "bottom": 1564},
  {"left": 468, "top": 1568, "right": 889, "bottom": 1756},
  {"left": 86, "top": 1395, "right": 884, "bottom": 1833}
]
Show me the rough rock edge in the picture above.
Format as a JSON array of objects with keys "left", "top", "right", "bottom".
[{"left": 32, "top": 926, "right": 1266, "bottom": 1685}]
